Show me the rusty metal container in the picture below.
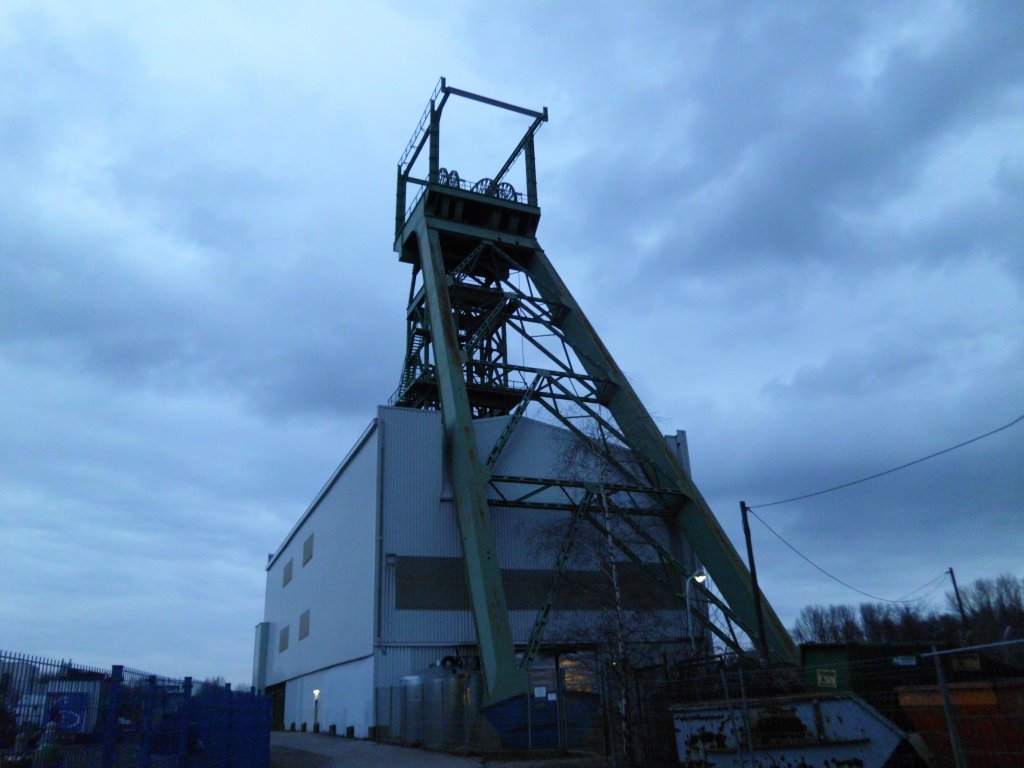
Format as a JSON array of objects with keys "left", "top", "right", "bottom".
[
  {"left": 897, "top": 677, "right": 1024, "bottom": 767},
  {"left": 672, "top": 691, "right": 906, "bottom": 767}
]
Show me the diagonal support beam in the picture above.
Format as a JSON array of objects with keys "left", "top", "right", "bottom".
[
  {"left": 414, "top": 223, "right": 527, "bottom": 703},
  {"left": 578, "top": 506, "right": 743, "bottom": 653},
  {"left": 606, "top": 501, "right": 752, "bottom": 643},
  {"left": 523, "top": 248, "right": 798, "bottom": 663},
  {"left": 519, "top": 490, "right": 594, "bottom": 671},
  {"left": 486, "top": 374, "right": 543, "bottom": 468},
  {"left": 493, "top": 116, "right": 545, "bottom": 187}
]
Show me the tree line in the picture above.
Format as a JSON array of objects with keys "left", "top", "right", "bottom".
[{"left": 791, "top": 573, "right": 1024, "bottom": 647}]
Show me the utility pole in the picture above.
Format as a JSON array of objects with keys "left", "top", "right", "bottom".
[
  {"left": 740, "top": 501, "right": 769, "bottom": 662},
  {"left": 948, "top": 566, "right": 967, "bottom": 633}
]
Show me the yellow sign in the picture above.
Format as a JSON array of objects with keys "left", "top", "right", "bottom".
[
  {"left": 817, "top": 669, "right": 837, "bottom": 689},
  {"left": 952, "top": 654, "right": 981, "bottom": 672}
]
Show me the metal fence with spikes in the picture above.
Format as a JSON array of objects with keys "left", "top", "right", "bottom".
[{"left": 0, "top": 649, "right": 269, "bottom": 768}]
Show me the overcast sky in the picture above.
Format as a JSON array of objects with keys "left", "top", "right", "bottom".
[{"left": 3, "top": 1, "right": 1022, "bottom": 684}]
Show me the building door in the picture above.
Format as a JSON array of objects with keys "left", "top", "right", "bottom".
[{"left": 266, "top": 682, "right": 285, "bottom": 731}]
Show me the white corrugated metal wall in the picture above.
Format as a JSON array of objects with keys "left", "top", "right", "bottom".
[
  {"left": 258, "top": 406, "right": 701, "bottom": 733},
  {"left": 375, "top": 406, "right": 694, "bottom": 681},
  {"left": 259, "top": 421, "right": 379, "bottom": 736}
]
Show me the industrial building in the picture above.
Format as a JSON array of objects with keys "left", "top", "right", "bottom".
[
  {"left": 252, "top": 405, "right": 699, "bottom": 737},
  {"left": 253, "top": 79, "right": 793, "bottom": 747}
]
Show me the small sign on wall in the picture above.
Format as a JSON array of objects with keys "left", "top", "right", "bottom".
[{"left": 817, "top": 669, "right": 837, "bottom": 689}]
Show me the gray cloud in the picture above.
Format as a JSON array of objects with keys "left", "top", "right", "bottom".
[{"left": 2, "top": 0, "right": 1023, "bottom": 680}]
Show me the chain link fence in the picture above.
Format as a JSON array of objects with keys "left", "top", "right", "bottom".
[
  {"left": 0, "top": 650, "right": 270, "bottom": 768},
  {"left": 372, "top": 653, "right": 605, "bottom": 756},
  {"left": 621, "top": 638, "right": 1024, "bottom": 767}
]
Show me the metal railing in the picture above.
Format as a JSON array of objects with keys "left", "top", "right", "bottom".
[
  {"left": 389, "top": 362, "right": 536, "bottom": 409},
  {"left": 398, "top": 77, "right": 445, "bottom": 174},
  {"left": 0, "top": 649, "right": 270, "bottom": 768},
  {"left": 402, "top": 171, "right": 529, "bottom": 221},
  {"left": 388, "top": 364, "right": 436, "bottom": 406},
  {"left": 373, "top": 660, "right": 604, "bottom": 755},
  {"left": 435, "top": 169, "right": 526, "bottom": 203}
]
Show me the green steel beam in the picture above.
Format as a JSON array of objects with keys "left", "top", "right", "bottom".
[
  {"left": 443, "top": 86, "right": 548, "bottom": 121},
  {"left": 519, "top": 489, "right": 594, "bottom": 671},
  {"left": 485, "top": 498, "right": 665, "bottom": 515},
  {"left": 493, "top": 116, "right": 545, "bottom": 187},
  {"left": 578, "top": 505, "right": 743, "bottom": 654},
  {"left": 485, "top": 375, "right": 542, "bottom": 468},
  {"left": 490, "top": 473, "right": 685, "bottom": 498},
  {"left": 522, "top": 249, "right": 798, "bottom": 663},
  {"left": 412, "top": 221, "right": 527, "bottom": 703}
]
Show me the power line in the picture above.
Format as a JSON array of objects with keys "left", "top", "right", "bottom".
[
  {"left": 892, "top": 572, "right": 950, "bottom": 602},
  {"left": 748, "top": 507, "right": 948, "bottom": 604},
  {"left": 908, "top": 578, "right": 951, "bottom": 604},
  {"left": 750, "top": 411, "right": 1024, "bottom": 510}
]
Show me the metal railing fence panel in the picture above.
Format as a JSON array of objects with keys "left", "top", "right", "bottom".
[
  {"left": 372, "top": 660, "right": 602, "bottom": 756},
  {"left": 0, "top": 649, "right": 269, "bottom": 768}
]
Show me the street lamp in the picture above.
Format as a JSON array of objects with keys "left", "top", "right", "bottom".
[
  {"left": 685, "top": 570, "right": 707, "bottom": 654},
  {"left": 313, "top": 689, "right": 320, "bottom": 732}
]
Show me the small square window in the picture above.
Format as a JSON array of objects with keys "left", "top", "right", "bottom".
[
  {"left": 299, "top": 609, "right": 310, "bottom": 640},
  {"left": 279, "top": 626, "right": 289, "bottom": 653},
  {"left": 303, "top": 533, "right": 314, "bottom": 566},
  {"left": 283, "top": 559, "right": 293, "bottom": 586}
]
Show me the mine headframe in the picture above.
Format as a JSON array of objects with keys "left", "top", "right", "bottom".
[{"left": 391, "top": 78, "right": 797, "bottom": 708}]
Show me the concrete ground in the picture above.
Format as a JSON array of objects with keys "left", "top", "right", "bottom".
[{"left": 270, "top": 731, "right": 607, "bottom": 768}]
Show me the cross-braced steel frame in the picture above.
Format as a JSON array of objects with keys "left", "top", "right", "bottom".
[{"left": 392, "top": 79, "right": 797, "bottom": 706}]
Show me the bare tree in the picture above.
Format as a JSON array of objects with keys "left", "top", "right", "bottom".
[
  {"left": 790, "top": 573, "right": 1024, "bottom": 647},
  {"left": 519, "top": 420, "right": 697, "bottom": 767},
  {"left": 950, "top": 573, "right": 1024, "bottom": 642},
  {"left": 792, "top": 605, "right": 864, "bottom": 643}
]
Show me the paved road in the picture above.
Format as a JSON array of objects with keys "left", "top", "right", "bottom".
[{"left": 270, "top": 732, "right": 606, "bottom": 768}]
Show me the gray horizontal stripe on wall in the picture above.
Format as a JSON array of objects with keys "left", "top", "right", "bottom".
[{"left": 394, "top": 555, "right": 684, "bottom": 611}]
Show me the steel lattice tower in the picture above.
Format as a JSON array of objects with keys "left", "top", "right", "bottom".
[{"left": 391, "top": 79, "right": 796, "bottom": 709}]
